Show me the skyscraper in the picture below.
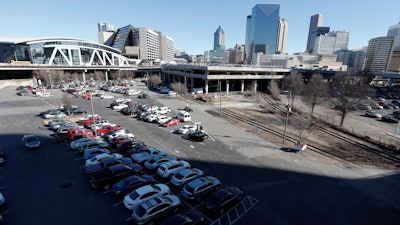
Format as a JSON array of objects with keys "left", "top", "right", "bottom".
[
  {"left": 97, "top": 22, "right": 116, "bottom": 44},
  {"left": 276, "top": 17, "right": 288, "bottom": 54},
  {"left": 245, "top": 4, "right": 280, "bottom": 59},
  {"left": 306, "top": 14, "right": 323, "bottom": 52},
  {"left": 313, "top": 31, "right": 349, "bottom": 54},
  {"left": 364, "top": 37, "right": 394, "bottom": 73},
  {"left": 214, "top": 25, "right": 225, "bottom": 50},
  {"left": 387, "top": 22, "right": 400, "bottom": 50}
]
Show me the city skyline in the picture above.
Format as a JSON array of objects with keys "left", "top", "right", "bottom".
[{"left": 1, "top": 0, "right": 400, "bottom": 55}]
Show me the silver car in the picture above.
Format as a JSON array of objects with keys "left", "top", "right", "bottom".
[
  {"left": 171, "top": 168, "right": 204, "bottom": 187},
  {"left": 131, "top": 194, "right": 180, "bottom": 225}
]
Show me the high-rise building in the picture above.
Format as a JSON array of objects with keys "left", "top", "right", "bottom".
[
  {"left": 276, "top": 17, "right": 288, "bottom": 54},
  {"left": 134, "top": 27, "right": 160, "bottom": 60},
  {"left": 245, "top": 4, "right": 280, "bottom": 59},
  {"left": 159, "top": 34, "right": 174, "bottom": 61},
  {"left": 387, "top": 22, "right": 400, "bottom": 50},
  {"left": 313, "top": 31, "right": 349, "bottom": 54},
  {"left": 214, "top": 25, "right": 225, "bottom": 50},
  {"left": 388, "top": 50, "right": 400, "bottom": 72},
  {"left": 364, "top": 37, "right": 394, "bottom": 73},
  {"left": 97, "top": 22, "right": 116, "bottom": 44},
  {"left": 306, "top": 14, "right": 323, "bottom": 52},
  {"left": 308, "top": 27, "right": 330, "bottom": 53}
]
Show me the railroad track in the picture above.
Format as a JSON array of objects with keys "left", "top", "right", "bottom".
[{"left": 185, "top": 94, "right": 400, "bottom": 167}]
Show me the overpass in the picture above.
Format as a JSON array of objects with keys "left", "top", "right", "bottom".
[{"left": 368, "top": 72, "right": 400, "bottom": 86}]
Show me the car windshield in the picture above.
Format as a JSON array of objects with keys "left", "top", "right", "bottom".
[
  {"left": 174, "top": 172, "right": 185, "bottom": 179},
  {"left": 135, "top": 205, "right": 147, "bottom": 217},
  {"left": 115, "top": 181, "right": 126, "bottom": 188},
  {"left": 184, "top": 185, "right": 195, "bottom": 193},
  {"left": 26, "top": 136, "right": 38, "bottom": 142},
  {"left": 129, "top": 191, "right": 140, "bottom": 200}
]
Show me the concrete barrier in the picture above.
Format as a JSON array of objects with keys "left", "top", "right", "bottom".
[{"left": 0, "top": 79, "right": 35, "bottom": 89}]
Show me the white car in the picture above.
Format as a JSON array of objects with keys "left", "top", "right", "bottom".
[
  {"left": 157, "top": 160, "right": 191, "bottom": 178},
  {"left": 70, "top": 137, "right": 93, "bottom": 150},
  {"left": 168, "top": 91, "right": 177, "bottom": 96},
  {"left": 107, "top": 130, "right": 134, "bottom": 142},
  {"left": 145, "top": 114, "right": 158, "bottom": 123},
  {"left": 113, "top": 104, "right": 128, "bottom": 111},
  {"left": 371, "top": 103, "right": 383, "bottom": 109},
  {"left": 154, "top": 107, "right": 172, "bottom": 115},
  {"left": 126, "top": 89, "right": 141, "bottom": 96},
  {"left": 143, "top": 106, "right": 159, "bottom": 113},
  {"left": 100, "top": 94, "right": 114, "bottom": 99},
  {"left": 85, "top": 153, "right": 122, "bottom": 166},
  {"left": 43, "top": 111, "right": 67, "bottom": 119},
  {"left": 123, "top": 184, "right": 170, "bottom": 210},
  {"left": 178, "top": 124, "right": 197, "bottom": 134},
  {"left": 157, "top": 115, "right": 172, "bottom": 124},
  {"left": 365, "top": 110, "right": 382, "bottom": 118}
]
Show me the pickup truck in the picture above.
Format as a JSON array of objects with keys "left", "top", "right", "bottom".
[
  {"left": 84, "top": 120, "right": 111, "bottom": 129},
  {"left": 88, "top": 164, "right": 137, "bottom": 190},
  {"left": 84, "top": 157, "right": 142, "bottom": 178},
  {"left": 55, "top": 127, "right": 93, "bottom": 143},
  {"left": 96, "top": 125, "right": 123, "bottom": 137}
]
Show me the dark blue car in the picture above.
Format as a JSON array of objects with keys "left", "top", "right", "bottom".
[
  {"left": 83, "top": 148, "right": 111, "bottom": 160},
  {"left": 112, "top": 175, "right": 154, "bottom": 196}
]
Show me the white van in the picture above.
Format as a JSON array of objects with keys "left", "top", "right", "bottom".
[{"left": 177, "top": 111, "right": 191, "bottom": 122}]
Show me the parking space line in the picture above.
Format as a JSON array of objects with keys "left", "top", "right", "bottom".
[
  {"left": 103, "top": 190, "right": 112, "bottom": 194},
  {"left": 113, "top": 201, "right": 123, "bottom": 207},
  {"left": 125, "top": 216, "right": 132, "bottom": 222}
]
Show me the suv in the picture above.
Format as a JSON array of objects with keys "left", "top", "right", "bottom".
[
  {"left": 157, "top": 160, "right": 190, "bottom": 178},
  {"left": 182, "top": 176, "right": 221, "bottom": 201},
  {"left": 131, "top": 195, "right": 181, "bottom": 225}
]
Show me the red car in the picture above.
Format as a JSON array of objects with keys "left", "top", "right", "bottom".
[
  {"left": 96, "top": 125, "right": 122, "bottom": 136},
  {"left": 79, "top": 115, "right": 101, "bottom": 126},
  {"left": 163, "top": 118, "right": 180, "bottom": 127}
]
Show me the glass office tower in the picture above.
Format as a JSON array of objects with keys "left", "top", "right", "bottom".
[{"left": 245, "top": 4, "right": 280, "bottom": 59}]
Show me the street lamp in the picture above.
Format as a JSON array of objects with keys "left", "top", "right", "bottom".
[{"left": 89, "top": 94, "right": 97, "bottom": 137}]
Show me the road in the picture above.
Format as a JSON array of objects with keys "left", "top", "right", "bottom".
[{"left": 0, "top": 83, "right": 399, "bottom": 225}]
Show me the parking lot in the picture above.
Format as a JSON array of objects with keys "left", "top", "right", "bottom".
[{"left": 0, "top": 83, "right": 399, "bottom": 225}]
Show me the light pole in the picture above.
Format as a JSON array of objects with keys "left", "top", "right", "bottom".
[
  {"left": 219, "top": 80, "right": 222, "bottom": 116},
  {"left": 283, "top": 91, "right": 291, "bottom": 143},
  {"left": 90, "top": 94, "right": 97, "bottom": 137}
]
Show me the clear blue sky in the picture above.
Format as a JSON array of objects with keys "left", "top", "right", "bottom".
[{"left": 1, "top": 0, "right": 399, "bottom": 55}]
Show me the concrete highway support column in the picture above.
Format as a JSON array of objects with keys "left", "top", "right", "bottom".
[
  {"left": 105, "top": 70, "right": 109, "bottom": 82},
  {"left": 241, "top": 80, "right": 244, "bottom": 93},
  {"left": 205, "top": 80, "right": 209, "bottom": 94},
  {"left": 226, "top": 80, "right": 229, "bottom": 95},
  {"left": 191, "top": 77, "right": 194, "bottom": 91},
  {"left": 253, "top": 80, "right": 257, "bottom": 93},
  {"left": 82, "top": 70, "right": 86, "bottom": 84}
]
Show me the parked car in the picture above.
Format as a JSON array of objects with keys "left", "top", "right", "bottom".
[
  {"left": 381, "top": 115, "right": 399, "bottom": 123},
  {"left": 154, "top": 107, "right": 172, "bottom": 115},
  {"left": 159, "top": 209, "right": 204, "bottom": 225},
  {"left": 88, "top": 164, "right": 136, "bottom": 190},
  {"left": 22, "top": 134, "right": 41, "bottom": 149},
  {"left": 112, "top": 175, "right": 155, "bottom": 196},
  {"left": 157, "top": 160, "right": 191, "bottom": 178},
  {"left": 144, "top": 155, "right": 177, "bottom": 171},
  {"left": 181, "top": 176, "right": 221, "bottom": 201},
  {"left": 0, "top": 192, "right": 5, "bottom": 207},
  {"left": 178, "top": 124, "right": 197, "bottom": 135},
  {"left": 83, "top": 148, "right": 111, "bottom": 160},
  {"left": 131, "top": 195, "right": 181, "bottom": 225},
  {"left": 157, "top": 115, "right": 172, "bottom": 125},
  {"left": 383, "top": 104, "right": 394, "bottom": 109},
  {"left": 131, "top": 148, "right": 167, "bottom": 164},
  {"left": 370, "top": 103, "right": 383, "bottom": 109},
  {"left": 0, "top": 147, "right": 5, "bottom": 166},
  {"left": 365, "top": 110, "right": 382, "bottom": 118},
  {"left": 171, "top": 168, "right": 204, "bottom": 188},
  {"left": 163, "top": 118, "right": 180, "bottom": 127},
  {"left": 145, "top": 114, "right": 159, "bottom": 123},
  {"left": 85, "top": 153, "right": 122, "bottom": 166},
  {"left": 204, "top": 186, "right": 243, "bottom": 215},
  {"left": 187, "top": 131, "right": 208, "bottom": 142},
  {"left": 123, "top": 184, "right": 170, "bottom": 210},
  {"left": 43, "top": 111, "right": 67, "bottom": 119},
  {"left": 388, "top": 103, "right": 399, "bottom": 109}
]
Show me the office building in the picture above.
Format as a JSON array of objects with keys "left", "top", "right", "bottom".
[
  {"left": 134, "top": 27, "right": 160, "bottom": 60},
  {"left": 388, "top": 50, "right": 400, "bottom": 72},
  {"left": 387, "top": 22, "right": 400, "bottom": 50},
  {"left": 313, "top": 31, "right": 349, "bottom": 54},
  {"left": 214, "top": 25, "right": 225, "bottom": 50},
  {"left": 306, "top": 14, "right": 323, "bottom": 52},
  {"left": 308, "top": 27, "right": 330, "bottom": 53},
  {"left": 233, "top": 44, "right": 245, "bottom": 64},
  {"left": 364, "top": 37, "right": 394, "bottom": 73},
  {"left": 159, "top": 34, "right": 174, "bottom": 61},
  {"left": 276, "top": 17, "right": 288, "bottom": 54},
  {"left": 245, "top": 4, "right": 280, "bottom": 59}
]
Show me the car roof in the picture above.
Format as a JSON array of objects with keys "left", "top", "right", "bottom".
[{"left": 23, "top": 134, "right": 37, "bottom": 139}]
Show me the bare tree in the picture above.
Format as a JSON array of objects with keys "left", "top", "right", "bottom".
[
  {"left": 284, "top": 70, "right": 304, "bottom": 105},
  {"left": 330, "top": 73, "right": 369, "bottom": 127},
  {"left": 290, "top": 117, "right": 314, "bottom": 144},
  {"left": 147, "top": 75, "right": 162, "bottom": 87},
  {"left": 170, "top": 82, "right": 188, "bottom": 96},
  {"left": 268, "top": 80, "right": 281, "bottom": 101},
  {"left": 33, "top": 70, "right": 50, "bottom": 86},
  {"left": 94, "top": 71, "right": 105, "bottom": 82},
  {"left": 303, "top": 73, "right": 329, "bottom": 115},
  {"left": 61, "top": 93, "right": 75, "bottom": 115}
]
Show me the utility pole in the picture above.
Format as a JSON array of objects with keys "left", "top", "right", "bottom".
[
  {"left": 219, "top": 80, "right": 222, "bottom": 116},
  {"left": 90, "top": 94, "right": 97, "bottom": 137},
  {"left": 283, "top": 91, "right": 291, "bottom": 143}
]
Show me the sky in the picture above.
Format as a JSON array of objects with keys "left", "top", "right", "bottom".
[{"left": 1, "top": 0, "right": 399, "bottom": 55}]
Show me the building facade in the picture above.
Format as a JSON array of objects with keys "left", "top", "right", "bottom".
[
  {"left": 98, "top": 22, "right": 116, "bottom": 45},
  {"left": 387, "top": 22, "right": 400, "bottom": 50},
  {"left": 364, "top": 37, "right": 394, "bottom": 73},
  {"left": 214, "top": 25, "right": 225, "bottom": 50},
  {"left": 159, "top": 35, "right": 174, "bottom": 62},
  {"left": 306, "top": 14, "right": 323, "bottom": 52},
  {"left": 276, "top": 17, "right": 288, "bottom": 54},
  {"left": 313, "top": 31, "right": 349, "bottom": 54},
  {"left": 245, "top": 4, "right": 280, "bottom": 59}
]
